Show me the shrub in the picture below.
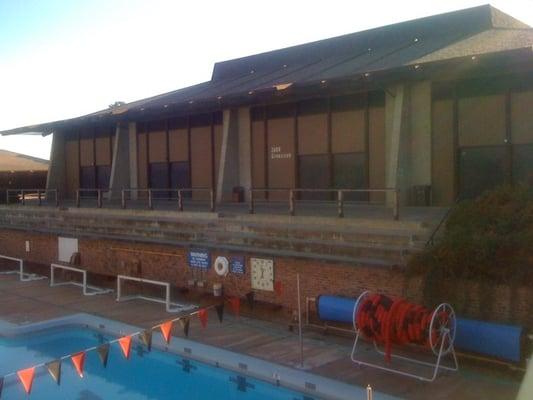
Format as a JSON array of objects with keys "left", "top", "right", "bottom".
[{"left": 409, "top": 185, "right": 533, "bottom": 286}]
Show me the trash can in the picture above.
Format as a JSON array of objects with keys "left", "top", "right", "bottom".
[
  {"left": 232, "top": 186, "right": 244, "bottom": 203},
  {"left": 411, "top": 185, "right": 432, "bottom": 206}
]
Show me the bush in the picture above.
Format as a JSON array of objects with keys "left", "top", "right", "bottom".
[{"left": 409, "top": 185, "right": 533, "bottom": 285}]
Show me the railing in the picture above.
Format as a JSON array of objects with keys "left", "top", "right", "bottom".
[
  {"left": 121, "top": 188, "right": 215, "bottom": 212},
  {"left": 76, "top": 189, "right": 110, "bottom": 208},
  {"left": 5, "top": 189, "right": 59, "bottom": 207},
  {"left": 425, "top": 196, "right": 461, "bottom": 247},
  {"left": 248, "top": 188, "right": 400, "bottom": 220}
]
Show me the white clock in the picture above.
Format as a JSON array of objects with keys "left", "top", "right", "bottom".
[{"left": 250, "top": 258, "right": 274, "bottom": 291}]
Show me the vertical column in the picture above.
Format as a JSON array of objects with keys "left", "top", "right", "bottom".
[
  {"left": 238, "top": 107, "right": 252, "bottom": 200},
  {"left": 216, "top": 109, "right": 239, "bottom": 203},
  {"left": 46, "top": 131, "right": 67, "bottom": 198},
  {"left": 128, "top": 122, "right": 138, "bottom": 199},
  {"left": 109, "top": 122, "right": 131, "bottom": 199}
]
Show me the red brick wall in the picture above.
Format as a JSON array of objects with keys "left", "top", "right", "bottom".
[{"left": 0, "top": 228, "right": 530, "bottom": 328}]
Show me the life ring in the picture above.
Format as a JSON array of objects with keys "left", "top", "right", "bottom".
[{"left": 214, "top": 256, "right": 229, "bottom": 276}]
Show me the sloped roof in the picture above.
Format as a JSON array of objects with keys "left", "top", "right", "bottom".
[
  {"left": 0, "top": 150, "right": 49, "bottom": 172},
  {"left": 2, "top": 4, "right": 532, "bottom": 136}
]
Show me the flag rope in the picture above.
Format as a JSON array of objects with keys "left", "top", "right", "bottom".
[{"left": 0, "top": 303, "right": 220, "bottom": 381}]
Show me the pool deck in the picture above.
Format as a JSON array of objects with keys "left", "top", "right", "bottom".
[{"left": 0, "top": 274, "right": 522, "bottom": 400}]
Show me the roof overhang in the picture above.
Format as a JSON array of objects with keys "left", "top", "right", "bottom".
[{"left": 2, "top": 45, "right": 532, "bottom": 136}]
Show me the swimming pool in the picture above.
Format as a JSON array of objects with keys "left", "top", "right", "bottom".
[
  {"left": 0, "top": 314, "right": 398, "bottom": 400},
  {"left": 0, "top": 327, "right": 314, "bottom": 399}
]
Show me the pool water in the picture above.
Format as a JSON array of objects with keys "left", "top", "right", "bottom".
[{"left": 0, "top": 327, "right": 314, "bottom": 400}]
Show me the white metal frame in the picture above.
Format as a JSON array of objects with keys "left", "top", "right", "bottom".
[
  {"left": 116, "top": 274, "right": 195, "bottom": 313},
  {"left": 50, "top": 263, "right": 112, "bottom": 296},
  {"left": 350, "top": 291, "right": 459, "bottom": 382},
  {"left": 0, "top": 255, "right": 47, "bottom": 282}
]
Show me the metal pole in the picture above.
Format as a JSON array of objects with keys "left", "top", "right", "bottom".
[
  {"left": 97, "top": 189, "right": 102, "bottom": 208},
  {"left": 393, "top": 190, "right": 399, "bottom": 221},
  {"left": 297, "top": 273, "right": 304, "bottom": 368},
  {"left": 337, "top": 190, "right": 344, "bottom": 218},
  {"left": 289, "top": 190, "right": 295, "bottom": 216},
  {"left": 76, "top": 190, "right": 80, "bottom": 208},
  {"left": 248, "top": 189, "right": 254, "bottom": 214},
  {"left": 21, "top": 191, "right": 25, "bottom": 206},
  {"left": 55, "top": 190, "right": 59, "bottom": 207},
  {"left": 148, "top": 189, "right": 153, "bottom": 210},
  {"left": 210, "top": 189, "right": 215, "bottom": 212},
  {"left": 121, "top": 190, "right": 126, "bottom": 209},
  {"left": 5, "top": 190, "right": 9, "bottom": 206},
  {"left": 366, "top": 384, "right": 373, "bottom": 400},
  {"left": 178, "top": 190, "right": 183, "bottom": 211},
  {"left": 38, "top": 190, "right": 42, "bottom": 206}
]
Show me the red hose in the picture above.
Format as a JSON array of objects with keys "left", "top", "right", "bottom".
[{"left": 356, "top": 293, "right": 445, "bottom": 362}]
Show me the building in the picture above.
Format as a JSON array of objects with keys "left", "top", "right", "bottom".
[
  {"left": 0, "top": 5, "right": 532, "bottom": 321},
  {"left": 0, "top": 150, "right": 49, "bottom": 202}
]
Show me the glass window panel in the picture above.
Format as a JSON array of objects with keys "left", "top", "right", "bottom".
[{"left": 459, "top": 146, "right": 507, "bottom": 199}]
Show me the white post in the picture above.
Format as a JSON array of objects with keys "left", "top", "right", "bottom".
[{"left": 367, "top": 384, "right": 373, "bottom": 400}]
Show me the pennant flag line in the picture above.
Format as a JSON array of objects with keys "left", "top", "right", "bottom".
[
  {"left": 97, "top": 343, "right": 110, "bottom": 367},
  {"left": 140, "top": 329, "right": 153, "bottom": 351},
  {"left": 71, "top": 352, "right": 86, "bottom": 378},
  {"left": 215, "top": 303, "right": 224, "bottom": 323},
  {"left": 1, "top": 303, "right": 224, "bottom": 397},
  {"left": 46, "top": 360, "right": 61, "bottom": 385},
  {"left": 160, "top": 321, "right": 173, "bottom": 344},
  {"left": 179, "top": 317, "right": 190, "bottom": 337},
  {"left": 198, "top": 309, "right": 208, "bottom": 328},
  {"left": 17, "top": 367, "right": 35, "bottom": 394},
  {"left": 119, "top": 336, "right": 132, "bottom": 359}
]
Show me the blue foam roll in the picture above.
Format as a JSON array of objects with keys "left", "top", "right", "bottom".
[
  {"left": 317, "top": 295, "right": 357, "bottom": 324},
  {"left": 455, "top": 317, "right": 522, "bottom": 362}
]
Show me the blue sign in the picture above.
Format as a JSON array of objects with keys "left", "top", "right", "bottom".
[
  {"left": 230, "top": 256, "right": 245, "bottom": 275},
  {"left": 188, "top": 249, "right": 211, "bottom": 269}
]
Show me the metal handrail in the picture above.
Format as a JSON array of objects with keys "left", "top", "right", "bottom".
[
  {"left": 76, "top": 188, "right": 110, "bottom": 208},
  {"left": 425, "top": 196, "right": 461, "bottom": 247},
  {"left": 248, "top": 188, "right": 400, "bottom": 220},
  {"left": 121, "top": 188, "right": 215, "bottom": 212},
  {"left": 5, "top": 188, "right": 59, "bottom": 207}
]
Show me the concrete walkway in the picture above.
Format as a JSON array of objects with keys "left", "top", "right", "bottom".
[{"left": 0, "top": 275, "right": 521, "bottom": 400}]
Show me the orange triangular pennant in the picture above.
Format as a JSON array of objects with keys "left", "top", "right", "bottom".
[
  {"left": 160, "top": 321, "right": 173, "bottom": 344},
  {"left": 71, "top": 352, "right": 86, "bottom": 378},
  {"left": 229, "top": 297, "right": 240, "bottom": 318},
  {"left": 118, "top": 335, "right": 132, "bottom": 359},
  {"left": 17, "top": 367, "right": 35, "bottom": 394},
  {"left": 198, "top": 308, "right": 208, "bottom": 328}
]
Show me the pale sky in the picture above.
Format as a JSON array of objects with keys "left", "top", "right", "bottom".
[{"left": 1, "top": 0, "right": 532, "bottom": 160}]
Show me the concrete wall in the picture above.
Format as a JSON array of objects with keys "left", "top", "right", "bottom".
[
  {"left": 46, "top": 131, "right": 66, "bottom": 197},
  {"left": 385, "top": 82, "right": 432, "bottom": 205}
]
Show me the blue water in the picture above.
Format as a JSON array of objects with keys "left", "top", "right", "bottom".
[{"left": 0, "top": 327, "right": 314, "bottom": 400}]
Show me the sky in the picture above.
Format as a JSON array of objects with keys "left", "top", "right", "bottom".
[{"left": 1, "top": 0, "right": 532, "bottom": 160}]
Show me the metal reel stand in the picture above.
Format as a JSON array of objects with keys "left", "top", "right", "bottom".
[{"left": 350, "top": 291, "right": 459, "bottom": 382}]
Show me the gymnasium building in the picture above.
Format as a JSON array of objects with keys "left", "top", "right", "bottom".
[{"left": 0, "top": 5, "right": 532, "bottom": 323}]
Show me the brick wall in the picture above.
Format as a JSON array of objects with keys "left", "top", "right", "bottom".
[{"left": 0, "top": 228, "right": 530, "bottom": 328}]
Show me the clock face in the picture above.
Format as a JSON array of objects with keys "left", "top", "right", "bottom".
[{"left": 250, "top": 258, "right": 274, "bottom": 291}]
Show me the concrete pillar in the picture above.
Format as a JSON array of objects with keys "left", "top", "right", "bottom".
[
  {"left": 237, "top": 107, "right": 252, "bottom": 199},
  {"left": 408, "top": 81, "right": 432, "bottom": 188},
  {"left": 109, "top": 122, "right": 130, "bottom": 199},
  {"left": 128, "top": 122, "right": 138, "bottom": 199},
  {"left": 216, "top": 107, "right": 252, "bottom": 203},
  {"left": 216, "top": 109, "right": 239, "bottom": 202},
  {"left": 384, "top": 81, "right": 432, "bottom": 206},
  {"left": 46, "top": 131, "right": 66, "bottom": 199}
]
